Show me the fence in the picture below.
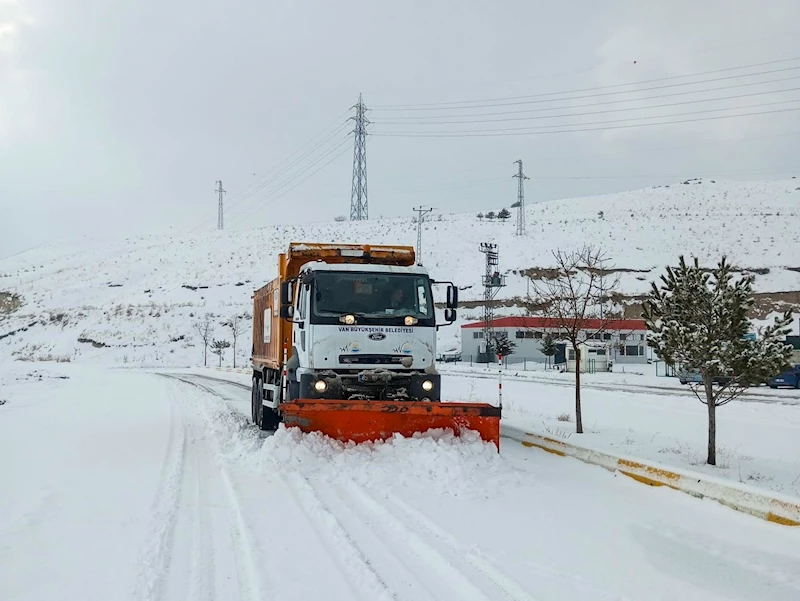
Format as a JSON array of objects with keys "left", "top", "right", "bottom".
[{"left": 456, "top": 355, "right": 564, "bottom": 372}]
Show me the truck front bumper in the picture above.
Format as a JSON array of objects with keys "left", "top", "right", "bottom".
[{"left": 299, "top": 371, "right": 441, "bottom": 402}]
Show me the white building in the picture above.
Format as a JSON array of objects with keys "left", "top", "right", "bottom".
[
  {"left": 565, "top": 341, "right": 610, "bottom": 373},
  {"left": 461, "top": 316, "right": 652, "bottom": 368}
]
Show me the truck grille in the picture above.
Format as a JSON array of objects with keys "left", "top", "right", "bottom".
[{"left": 339, "top": 354, "right": 406, "bottom": 365}]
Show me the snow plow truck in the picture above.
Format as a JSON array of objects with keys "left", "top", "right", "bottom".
[{"left": 250, "top": 242, "right": 501, "bottom": 448}]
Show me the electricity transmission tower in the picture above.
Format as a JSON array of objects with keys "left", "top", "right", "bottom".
[
  {"left": 479, "top": 243, "right": 506, "bottom": 362},
  {"left": 349, "top": 94, "right": 369, "bottom": 221},
  {"left": 513, "top": 160, "right": 528, "bottom": 236},
  {"left": 413, "top": 206, "right": 434, "bottom": 265},
  {"left": 215, "top": 180, "right": 226, "bottom": 230}
]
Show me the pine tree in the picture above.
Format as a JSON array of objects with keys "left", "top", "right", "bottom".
[
  {"left": 485, "top": 211, "right": 496, "bottom": 221},
  {"left": 477, "top": 212, "right": 484, "bottom": 221},
  {"left": 211, "top": 339, "right": 231, "bottom": 367},
  {"left": 489, "top": 332, "right": 516, "bottom": 359},
  {"left": 540, "top": 332, "right": 557, "bottom": 368},
  {"left": 643, "top": 256, "right": 792, "bottom": 465},
  {"left": 498, "top": 208, "right": 511, "bottom": 221}
]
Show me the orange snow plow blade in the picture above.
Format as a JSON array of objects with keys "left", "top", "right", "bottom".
[{"left": 280, "top": 400, "right": 502, "bottom": 450}]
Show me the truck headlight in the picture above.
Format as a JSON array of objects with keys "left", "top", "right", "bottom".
[
  {"left": 404, "top": 316, "right": 418, "bottom": 326},
  {"left": 314, "top": 380, "right": 327, "bottom": 392},
  {"left": 421, "top": 379, "right": 434, "bottom": 392},
  {"left": 340, "top": 314, "right": 356, "bottom": 325}
]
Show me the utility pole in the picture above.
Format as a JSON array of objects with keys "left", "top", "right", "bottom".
[
  {"left": 350, "top": 94, "right": 370, "bottom": 221},
  {"left": 479, "top": 243, "right": 506, "bottom": 363},
  {"left": 215, "top": 180, "right": 226, "bottom": 230},
  {"left": 413, "top": 206, "right": 434, "bottom": 265},
  {"left": 513, "top": 160, "right": 528, "bottom": 236}
]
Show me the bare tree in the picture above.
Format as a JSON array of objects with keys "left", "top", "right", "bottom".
[
  {"left": 528, "top": 246, "right": 620, "bottom": 433},
  {"left": 193, "top": 313, "right": 213, "bottom": 367},
  {"left": 223, "top": 313, "right": 249, "bottom": 368}
]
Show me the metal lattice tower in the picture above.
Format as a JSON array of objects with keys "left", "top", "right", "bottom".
[
  {"left": 215, "top": 180, "right": 226, "bottom": 230},
  {"left": 349, "top": 94, "right": 370, "bottom": 221},
  {"left": 413, "top": 206, "right": 433, "bottom": 265},
  {"left": 479, "top": 243, "right": 506, "bottom": 361},
  {"left": 513, "top": 160, "right": 528, "bottom": 236}
]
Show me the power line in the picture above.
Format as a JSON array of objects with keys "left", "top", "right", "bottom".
[
  {"left": 190, "top": 128, "right": 351, "bottom": 232},
  {"left": 216, "top": 125, "right": 350, "bottom": 215},
  {"left": 372, "top": 66, "right": 800, "bottom": 112},
  {"left": 226, "top": 139, "right": 352, "bottom": 229},
  {"left": 533, "top": 167, "right": 800, "bottom": 180},
  {"left": 372, "top": 57, "right": 800, "bottom": 109},
  {"left": 375, "top": 83, "right": 800, "bottom": 124},
  {"left": 187, "top": 113, "right": 350, "bottom": 232},
  {"left": 364, "top": 31, "right": 800, "bottom": 101},
  {"left": 374, "top": 98, "right": 800, "bottom": 134},
  {"left": 225, "top": 137, "right": 352, "bottom": 228},
  {"left": 223, "top": 109, "right": 350, "bottom": 203},
  {"left": 372, "top": 106, "right": 800, "bottom": 138}
]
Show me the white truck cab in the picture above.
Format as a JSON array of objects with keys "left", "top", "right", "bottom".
[{"left": 282, "top": 261, "right": 457, "bottom": 403}]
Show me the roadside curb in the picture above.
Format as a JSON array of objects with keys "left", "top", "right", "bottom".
[
  {"left": 203, "top": 366, "right": 252, "bottom": 374},
  {"left": 503, "top": 427, "right": 800, "bottom": 527}
]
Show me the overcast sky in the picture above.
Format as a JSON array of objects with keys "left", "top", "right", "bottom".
[{"left": 2, "top": 0, "right": 800, "bottom": 257}]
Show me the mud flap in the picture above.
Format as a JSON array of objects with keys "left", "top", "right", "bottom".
[{"left": 279, "top": 399, "right": 501, "bottom": 450}]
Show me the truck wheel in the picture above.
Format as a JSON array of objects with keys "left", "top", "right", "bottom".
[{"left": 251, "top": 376, "right": 261, "bottom": 424}]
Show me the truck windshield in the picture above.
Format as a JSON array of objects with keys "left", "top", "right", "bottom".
[{"left": 311, "top": 272, "right": 434, "bottom": 321}]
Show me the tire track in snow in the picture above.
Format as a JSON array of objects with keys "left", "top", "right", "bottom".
[
  {"left": 146, "top": 376, "right": 266, "bottom": 601},
  {"left": 374, "top": 488, "right": 541, "bottom": 601},
  {"left": 133, "top": 386, "right": 188, "bottom": 601},
  {"left": 281, "top": 471, "right": 397, "bottom": 601},
  {"left": 334, "top": 480, "right": 505, "bottom": 601},
  {"left": 309, "top": 477, "right": 456, "bottom": 601}
]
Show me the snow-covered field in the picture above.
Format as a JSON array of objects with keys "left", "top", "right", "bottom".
[
  {"left": 3, "top": 363, "right": 799, "bottom": 601},
  {"left": 3, "top": 179, "right": 800, "bottom": 600},
  {"left": 1, "top": 178, "right": 800, "bottom": 366},
  {"left": 437, "top": 367, "right": 800, "bottom": 498}
]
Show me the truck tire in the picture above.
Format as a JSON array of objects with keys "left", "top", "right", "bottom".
[{"left": 251, "top": 375, "right": 261, "bottom": 424}]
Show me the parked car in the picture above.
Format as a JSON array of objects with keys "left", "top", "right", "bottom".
[
  {"left": 767, "top": 365, "right": 800, "bottom": 389},
  {"left": 440, "top": 352, "right": 461, "bottom": 363},
  {"left": 678, "top": 369, "right": 703, "bottom": 384},
  {"left": 677, "top": 369, "right": 734, "bottom": 386}
]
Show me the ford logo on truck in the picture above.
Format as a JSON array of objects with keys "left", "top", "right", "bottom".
[{"left": 369, "top": 333, "right": 386, "bottom": 341}]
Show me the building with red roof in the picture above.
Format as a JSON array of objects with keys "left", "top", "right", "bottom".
[{"left": 461, "top": 316, "right": 652, "bottom": 367}]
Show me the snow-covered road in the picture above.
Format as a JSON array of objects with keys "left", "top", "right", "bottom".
[{"left": 2, "top": 366, "right": 800, "bottom": 601}]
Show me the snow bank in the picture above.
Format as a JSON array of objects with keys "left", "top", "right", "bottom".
[{"left": 259, "top": 426, "right": 522, "bottom": 499}]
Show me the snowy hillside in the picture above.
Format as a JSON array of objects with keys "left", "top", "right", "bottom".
[{"left": 1, "top": 178, "right": 800, "bottom": 366}]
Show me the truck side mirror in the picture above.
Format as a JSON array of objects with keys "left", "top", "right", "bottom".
[
  {"left": 447, "top": 285, "right": 458, "bottom": 309},
  {"left": 280, "top": 281, "right": 293, "bottom": 305},
  {"left": 280, "top": 304, "right": 294, "bottom": 319},
  {"left": 444, "top": 308, "right": 456, "bottom": 323}
]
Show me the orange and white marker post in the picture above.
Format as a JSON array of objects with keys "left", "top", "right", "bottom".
[{"left": 498, "top": 352, "right": 503, "bottom": 408}]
